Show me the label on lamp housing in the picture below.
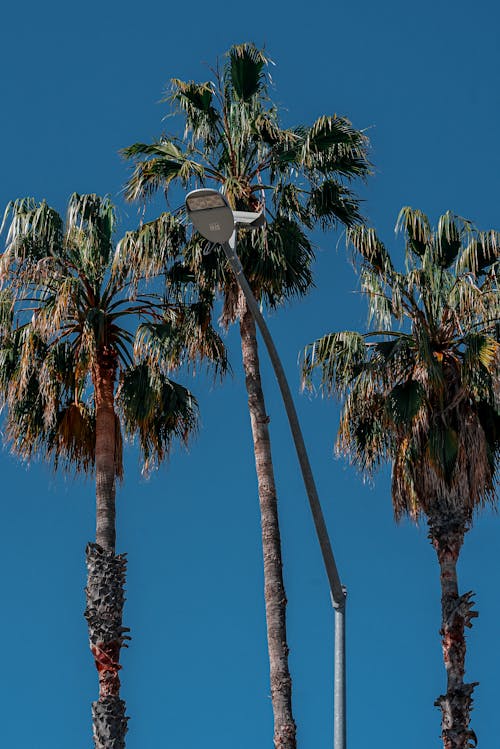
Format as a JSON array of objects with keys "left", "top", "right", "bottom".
[{"left": 187, "top": 194, "right": 227, "bottom": 211}]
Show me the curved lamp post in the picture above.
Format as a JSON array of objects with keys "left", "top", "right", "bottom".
[{"left": 186, "top": 188, "right": 347, "bottom": 749}]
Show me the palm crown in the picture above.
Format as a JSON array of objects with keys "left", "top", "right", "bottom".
[
  {"left": 121, "top": 43, "right": 371, "bottom": 320},
  {"left": 303, "top": 207, "right": 500, "bottom": 521},
  {"left": 0, "top": 192, "right": 225, "bottom": 473}
]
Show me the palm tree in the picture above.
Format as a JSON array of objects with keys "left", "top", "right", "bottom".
[
  {"left": 302, "top": 208, "right": 500, "bottom": 749},
  {"left": 120, "top": 42, "right": 371, "bottom": 749},
  {"left": 0, "top": 193, "right": 226, "bottom": 749}
]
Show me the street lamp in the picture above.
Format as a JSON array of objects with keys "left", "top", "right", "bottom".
[{"left": 186, "top": 188, "right": 347, "bottom": 749}]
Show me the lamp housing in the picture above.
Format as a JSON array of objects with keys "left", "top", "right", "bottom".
[{"left": 186, "top": 189, "right": 235, "bottom": 243}]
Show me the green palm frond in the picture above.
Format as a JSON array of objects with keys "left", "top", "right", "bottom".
[
  {"left": 436, "top": 211, "right": 470, "bottom": 268},
  {"left": 302, "top": 331, "right": 367, "bottom": 395},
  {"left": 463, "top": 333, "right": 499, "bottom": 371},
  {"left": 273, "top": 183, "right": 310, "bottom": 226},
  {"left": 386, "top": 380, "right": 425, "bottom": 425},
  {"left": 396, "top": 206, "right": 431, "bottom": 259},
  {"left": 461, "top": 334, "right": 498, "bottom": 403},
  {"left": 122, "top": 139, "right": 207, "bottom": 202},
  {"left": 0, "top": 289, "right": 14, "bottom": 335},
  {"left": 66, "top": 193, "right": 115, "bottom": 280},
  {"left": 270, "top": 116, "right": 370, "bottom": 180},
  {"left": 171, "top": 79, "right": 215, "bottom": 114},
  {"left": 253, "top": 112, "right": 288, "bottom": 147},
  {"left": 337, "top": 388, "right": 392, "bottom": 474},
  {"left": 360, "top": 266, "right": 393, "bottom": 328},
  {"left": 169, "top": 79, "right": 220, "bottom": 145},
  {"left": 245, "top": 217, "right": 314, "bottom": 305},
  {"left": 226, "top": 43, "right": 270, "bottom": 102},
  {"left": 298, "top": 115, "right": 370, "bottom": 178},
  {"left": 5, "top": 371, "right": 47, "bottom": 460},
  {"left": 307, "top": 181, "right": 363, "bottom": 229},
  {"left": 458, "top": 231, "right": 500, "bottom": 275},
  {"left": 347, "top": 225, "right": 394, "bottom": 275}
]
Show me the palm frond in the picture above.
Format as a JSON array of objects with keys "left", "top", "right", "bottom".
[
  {"left": 122, "top": 139, "right": 206, "bottom": 202},
  {"left": 299, "top": 115, "right": 371, "bottom": 179},
  {"left": 348, "top": 225, "right": 394, "bottom": 275},
  {"left": 302, "top": 330, "right": 367, "bottom": 395},
  {"left": 458, "top": 231, "right": 500, "bottom": 275},
  {"left": 226, "top": 43, "right": 270, "bottom": 102},
  {"left": 436, "top": 211, "right": 471, "bottom": 268},
  {"left": 117, "top": 362, "right": 198, "bottom": 473},
  {"left": 169, "top": 79, "right": 220, "bottom": 144},
  {"left": 1, "top": 198, "right": 63, "bottom": 277},
  {"left": 114, "top": 212, "right": 186, "bottom": 280},
  {"left": 66, "top": 193, "right": 115, "bottom": 278},
  {"left": 134, "top": 303, "right": 228, "bottom": 379},
  {"left": 306, "top": 180, "right": 363, "bottom": 229}
]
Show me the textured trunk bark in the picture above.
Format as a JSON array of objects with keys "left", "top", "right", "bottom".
[
  {"left": 239, "top": 298, "right": 296, "bottom": 749},
  {"left": 84, "top": 347, "right": 129, "bottom": 749},
  {"left": 429, "top": 511, "right": 478, "bottom": 749},
  {"left": 94, "top": 348, "right": 117, "bottom": 553}
]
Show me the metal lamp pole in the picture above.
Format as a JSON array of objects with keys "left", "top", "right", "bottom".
[{"left": 186, "top": 189, "right": 347, "bottom": 749}]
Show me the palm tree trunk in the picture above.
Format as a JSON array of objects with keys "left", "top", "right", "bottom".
[
  {"left": 85, "top": 347, "right": 129, "bottom": 749},
  {"left": 239, "top": 297, "right": 296, "bottom": 749},
  {"left": 429, "top": 509, "right": 478, "bottom": 749}
]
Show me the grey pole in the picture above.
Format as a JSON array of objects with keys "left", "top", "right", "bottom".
[
  {"left": 223, "top": 232, "right": 347, "bottom": 749},
  {"left": 333, "top": 590, "right": 347, "bottom": 749}
]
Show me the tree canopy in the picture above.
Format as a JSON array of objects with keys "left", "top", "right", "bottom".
[
  {"left": 0, "top": 193, "right": 227, "bottom": 474},
  {"left": 303, "top": 207, "right": 500, "bottom": 521},
  {"left": 121, "top": 43, "right": 371, "bottom": 323}
]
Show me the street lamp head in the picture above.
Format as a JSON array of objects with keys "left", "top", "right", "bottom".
[{"left": 185, "top": 188, "right": 235, "bottom": 243}]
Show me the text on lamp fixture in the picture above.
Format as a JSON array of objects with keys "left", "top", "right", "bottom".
[{"left": 187, "top": 194, "right": 226, "bottom": 211}]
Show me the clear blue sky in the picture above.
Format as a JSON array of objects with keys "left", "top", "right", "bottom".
[{"left": 1, "top": 1, "right": 499, "bottom": 747}]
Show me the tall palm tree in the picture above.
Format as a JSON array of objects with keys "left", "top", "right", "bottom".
[
  {"left": 0, "top": 193, "right": 226, "bottom": 749},
  {"left": 302, "top": 208, "right": 500, "bottom": 749},
  {"left": 120, "top": 42, "right": 370, "bottom": 749}
]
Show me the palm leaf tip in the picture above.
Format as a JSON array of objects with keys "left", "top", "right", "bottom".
[
  {"left": 347, "top": 225, "right": 393, "bottom": 274},
  {"left": 436, "top": 211, "right": 464, "bottom": 268},
  {"left": 227, "top": 43, "right": 271, "bottom": 101},
  {"left": 459, "top": 231, "right": 500, "bottom": 274},
  {"left": 170, "top": 79, "right": 215, "bottom": 112},
  {"left": 308, "top": 181, "right": 363, "bottom": 229},
  {"left": 396, "top": 206, "right": 431, "bottom": 258}
]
